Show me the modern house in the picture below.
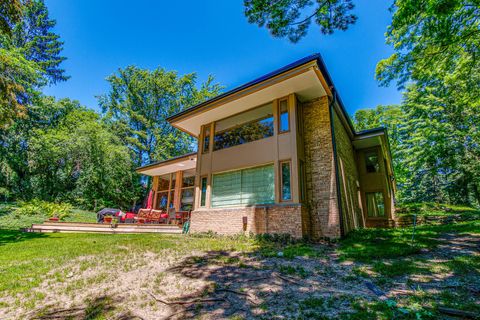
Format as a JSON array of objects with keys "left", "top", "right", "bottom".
[{"left": 137, "top": 54, "right": 396, "bottom": 239}]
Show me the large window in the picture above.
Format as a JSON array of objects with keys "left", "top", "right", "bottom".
[
  {"left": 180, "top": 169, "right": 195, "bottom": 211},
  {"left": 214, "top": 104, "right": 274, "bottom": 151},
  {"left": 211, "top": 164, "right": 274, "bottom": 208},
  {"left": 278, "top": 99, "right": 289, "bottom": 133},
  {"left": 200, "top": 176, "right": 207, "bottom": 207},
  {"left": 365, "top": 151, "right": 380, "bottom": 173},
  {"left": 156, "top": 174, "right": 175, "bottom": 211},
  {"left": 366, "top": 192, "right": 385, "bottom": 217},
  {"left": 202, "top": 125, "right": 210, "bottom": 153},
  {"left": 280, "top": 161, "right": 292, "bottom": 201}
]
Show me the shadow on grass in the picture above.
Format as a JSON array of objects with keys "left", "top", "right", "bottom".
[
  {"left": 0, "top": 229, "right": 49, "bottom": 246},
  {"left": 33, "top": 295, "right": 143, "bottom": 320}
]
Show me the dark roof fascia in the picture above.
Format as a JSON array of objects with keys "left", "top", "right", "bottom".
[
  {"left": 167, "top": 53, "right": 335, "bottom": 123},
  {"left": 135, "top": 151, "right": 197, "bottom": 172}
]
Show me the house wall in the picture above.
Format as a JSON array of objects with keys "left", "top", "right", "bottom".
[
  {"left": 189, "top": 204, "right": 305, "bottom": 238},
  {"left": 356, "top": 147, "right": 395, "bottom": 227},
  {"left": 332, "top": 111, "right": 364, "bottom": 234},
  {"left": 301, "top": 96, "right": 342, "bottom": 239}
]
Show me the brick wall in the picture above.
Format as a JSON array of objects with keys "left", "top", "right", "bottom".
[
  {"left": 190, "top": 204, "right": 304, "bottom": 238},
  {"left": 302, "top": 96, "right": 341, "bottom": 239},
  {"left": 332, "top": 111, "right": 364, "bottom": 234}
]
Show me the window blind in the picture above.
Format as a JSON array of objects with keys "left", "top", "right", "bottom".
[{"left": 212, "top": 164, "right": 274, "bottom": 208}]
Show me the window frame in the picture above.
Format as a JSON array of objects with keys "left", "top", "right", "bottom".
[
  {"left": 365, "top": 191, "right": 386, "bottom": 218},
  {"left": 278, "top": 98, "right": 290, "bottom": 134},
  {"left": 211, "top": 163, "right": 275, "bottom": 208},
  {"left": 279, "top": 160, "right": 292, "bottom": 202},
  {"left": 213, "top": 103, "right": 274, "bottom": 151},
  {"left": 202, "top": 124, "right": 211, "bottom": 154},
  {"left": 364, "top": 149, "right": 381, "bottom": 174},
  {"left": 156, "top": 173, "right": 175, "bottom": 211},
  {"left": 200, "top": 175, "right": 208, "bottom": 207}
]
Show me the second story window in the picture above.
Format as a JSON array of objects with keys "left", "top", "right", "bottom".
[
  {"left": 202, "top": 125, "right": 210, "bottom": 153},
  {"left": 365, "top": 151, "right": 380, "bottom": 173},
  {"left": 214, "top": 103, "right": 274, "bottom": 151},
  {"left": 278, "top": 99, "right": 289, "bottom": 133}
]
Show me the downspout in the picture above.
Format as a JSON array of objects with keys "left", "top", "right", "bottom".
[{"left": 328, "top": 88, "right": 345, "bottom": 237}]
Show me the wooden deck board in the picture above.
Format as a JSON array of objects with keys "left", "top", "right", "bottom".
[{"left": 26, "top": 222, "right": 183, "bottom": 234}]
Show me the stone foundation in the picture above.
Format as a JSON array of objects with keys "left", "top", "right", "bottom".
[{"left": 190, "top": 204, "right": 305, "bottom": 238}]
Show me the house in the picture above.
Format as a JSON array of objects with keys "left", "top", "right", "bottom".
[{"left": 136, "top": 54, "right": 396, "bottom": 239}]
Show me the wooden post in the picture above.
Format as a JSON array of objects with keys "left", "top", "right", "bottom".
[{"left": 174, "top": 171, "right": 183, "bottom": 211}]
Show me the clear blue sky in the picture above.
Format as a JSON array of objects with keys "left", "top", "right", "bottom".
[{"left": 43, "top": 0, "right": 402, "bottom": 115}]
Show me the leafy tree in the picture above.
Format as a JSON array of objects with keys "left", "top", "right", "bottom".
[
  {"left": 0, "top": 0, "right": 67, "bottom": 128},
  {"left": 376, "top": 0, "right": 479, "bottom": 87},
  {"left": 99, "top": 66, "right": 222, "bottom": 167},
  {"left": 12, "top": 0, "right": 68, "bottom": 85},
  {"left": 244, "top": 0, "right": 357, "bottom": 42},
  {"left": 0, "top": 0, "right": 22, "bottom": 36},
  {"left": 28, "top": 105, "right": 140, "bottom": 209}
]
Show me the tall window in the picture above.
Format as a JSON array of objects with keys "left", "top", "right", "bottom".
[
  {"left": 180, "top": 169, "right": 195, "bottom": 211},
  {"left": 366, "top": 192, "right": 385, "bottom": 217},
  {"left": 200, "top": 176, "right": 208, "bottom": 207},
  {"left": 278, "top": 99, "right": 289, "bottom": 133},
  {"left": 299, "top": 160, "right": 306, "bottom": 202},
  {"left": 211, "top": 164, "right": 274, "bottom": 208},
  {"left": 280, "top": 161, "right": 292, "bottom": 201},
  {"left": 156, "top": 174, "right": 175, "bottom": 211},
  {"left": 214, "top": 103, "right": 274, "bottom": 151},
  {"left": 203, "top": 125, "right": 210, "bottom": 153},
  {"left": 365, "top": 151, "right": 380, "bottom": 173}
]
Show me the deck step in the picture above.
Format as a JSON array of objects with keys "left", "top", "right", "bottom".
[{"left": 26, "top": 222, "right": 182, "bottom": 234}]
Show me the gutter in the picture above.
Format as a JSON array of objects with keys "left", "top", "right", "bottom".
[{"left": 329, "top": 88, "right": 345, "bottom": 238}]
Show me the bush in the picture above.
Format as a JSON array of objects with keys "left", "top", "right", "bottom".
[{"left": 14, "top": 200, "right": 72, "bottom": 220}]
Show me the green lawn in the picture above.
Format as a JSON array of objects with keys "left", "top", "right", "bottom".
[
  {"left": 0, "top": 203, "right": 97, "bottom": 230},
  {"left": 0, "top": 203, "right": 479, "bottom": 319}
]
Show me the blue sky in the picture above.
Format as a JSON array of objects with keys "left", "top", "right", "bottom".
[{"left": 43, "top": 0, "right": 402, "bottom": 115}]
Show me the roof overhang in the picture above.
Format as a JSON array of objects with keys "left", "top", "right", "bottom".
[
  {"left": 167, "top": 54, "right": 334, "bottom": 137},
  {"left": 136, "top": 153, "right": 197, "bottom": 177}
]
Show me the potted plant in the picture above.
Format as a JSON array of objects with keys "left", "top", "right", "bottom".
[
  {"left": 104, "top": 216, "right": 113, "bottom": 224},
  {"left": 49, "top": 214, "right": 59, "bottom": 222}
]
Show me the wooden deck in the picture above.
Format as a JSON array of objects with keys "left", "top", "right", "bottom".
[{"left": 25, "top": 221, "right": 183, "bottom": 234}]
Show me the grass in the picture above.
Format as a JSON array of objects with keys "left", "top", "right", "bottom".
[
  {"left": 0, "top": 201, "right": 479, "bottom": 319},
  {"left": 396, "top": 202, "right": 480, "bottom": 218},
  {"left": 0, "top": 202, "right": 96, "bottom": 229},
  {"left": 338, "top": 220, "right": 480, "bottom": 262}
]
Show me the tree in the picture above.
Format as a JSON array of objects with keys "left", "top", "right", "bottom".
[
  {"left": 244, "top": 0, "right": 357, "bottom": 42},
  {"left": 99, "top": 66, "right": 222, "bottom": 167},
  {"left": 12, "top": 0, "right": 68, "bottom": 85},
  {"left": 0, "top": 0, "right": 22, "bottom": 36},
  {"left": 376, "top": 0, "right": 479, "bottom": 87},
  {"left": 0, "top": 0, "right": 67, "bottom": 128},
  {"left": 373, "top": 0, "right": 480, "bottom": 205},
  {"left": 28, "top": 105, "right": 140, "bottom": 209}
]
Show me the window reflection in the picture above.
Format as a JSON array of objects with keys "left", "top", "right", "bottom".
[{"left": 214, "top": 104, "right": 274, "bottom": 151}]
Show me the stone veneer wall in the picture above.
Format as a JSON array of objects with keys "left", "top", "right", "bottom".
[
  {"left": 302, "top": 96, "right": 341, "bottom": 239},
  {"left": 189, "top": 204, "right": 304, "bottom": 238},
  {"left": 332, "top": 111, "right": 364, "bottom": 234}
]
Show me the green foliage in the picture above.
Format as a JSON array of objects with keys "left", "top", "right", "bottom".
[
  {"left": 376, "top": 0, "right": 479, "bottom": 88},
  {"left": 14, "top": 199, "right": 72, "bottom": 219},
  {"left": 99, "top": 66, "right": 222, "bottom": 167},
  {"left": 0, "top": 0, "right": 67, "bottom": 128},
  {"left": 0, "top": 96, "right": 141, "bottom": 210},
  {"left": 244, "top": 0, "right": 357, "bottom": 43}
]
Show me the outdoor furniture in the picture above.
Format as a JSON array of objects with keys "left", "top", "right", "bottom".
[{"left": 134, "top": 208, "right": 150, "bottom": 224}]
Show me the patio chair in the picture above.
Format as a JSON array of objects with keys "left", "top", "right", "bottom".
[
  {"left": 134, "top": 209, "right": 150, "bottom": 223},
  {"left": 149, "top": 209, "right": 162, "bottom": 224}
]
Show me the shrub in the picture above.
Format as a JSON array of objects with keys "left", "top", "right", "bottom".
[{"left": 15, "top": 200, "right": 72, "bottom": 220}]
